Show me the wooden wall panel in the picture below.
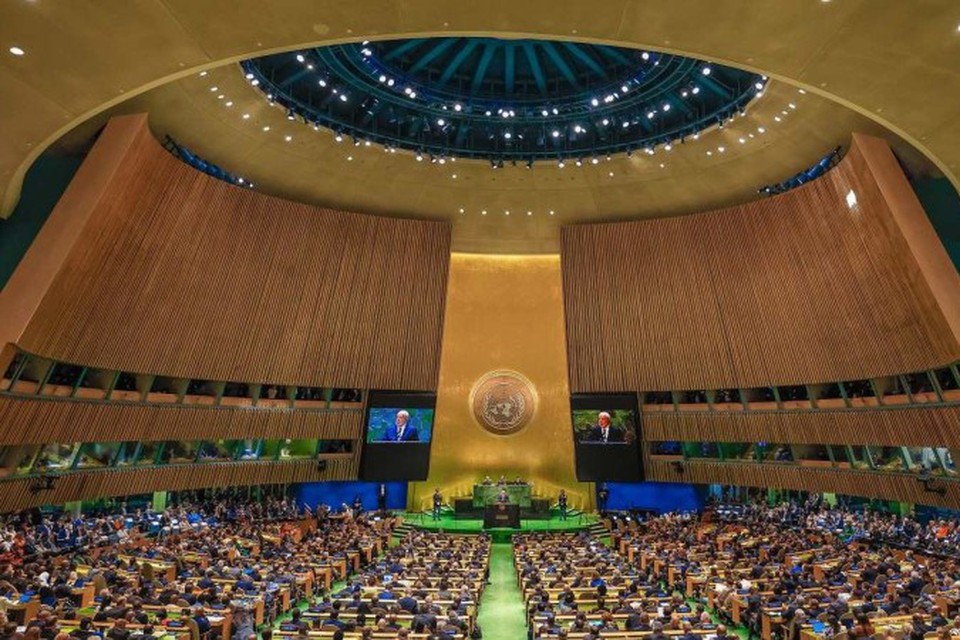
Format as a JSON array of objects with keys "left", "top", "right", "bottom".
[
  {"left": 14, "top": 115, "right": 450, "bottom": 391},
  {"left": 562, "top": 135, "right": 960, "bottom": 392},
  {"left": 646, "top": 458, "right": 960, "bottom": 509},
  {"left": 0, "top": 458, "right": 357, "bottom": 512},
  {"left": 643, "top": 406, "right": 960, "bottom": 448},
  {"left": 0, "top": 395, "right": 362, "bottom": 445}
]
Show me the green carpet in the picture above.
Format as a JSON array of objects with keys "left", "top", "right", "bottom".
[
  {"left": 405, "top": 511, "right": 598, "bottom": 533},
  {"left": 477, "top": 542, "right": 528, "bottom": 640}
]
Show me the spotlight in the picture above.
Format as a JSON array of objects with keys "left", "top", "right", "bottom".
[
  {"left": 296, "top": 54, "right": 305, "bottom": 63},
  {"left": 416, "top": 152, "right": 424, "bottom": 162},
  {"left": 437, "top": 118, "right": 445, "bottom": 126},
  {"left": 590, "top": 98, "right": 599, "bottom": 107},
  {"left": 692, "top": 87, "right": 701, "bottom": 95},
  {"left": 286, "top": 110, "right": 296, "bottom": 121},
  {"left": 504, "top": 132, "right": 512, "bottom": 140},
  {"left": 602, "top": 118, "right": 610, "bottom": 126},
  {"left": 647, "top": 111, "right": 655, "bottom": 119},
  {"left": 621, "top": 84, "right": 630, "bottom": 92},
  {"left": 641, "top": 52, "right": 650, "bottom": 60},
  {"left": 662, "top": 104, "right": 671, "bottom": 112},
  {"left": 552, "top": 130, "right": 561, "bottom": 138},
  {"left": 590, "top": 157, "right": 599, "bottom": 165},
  {"left": 541, "top": 109, "right": 549, "bottom": 117},
  {"left": 558, "top": 159, "right": 566, "bottom": 168},
  {"left": 334, "top": 133, "right": 343, "bottom": 142},
  {"left": 454, "top": 104, "right": 463, "bottom": 111},
  {"left": 575, "top": 158, "right": 583, "bottom": 167}
]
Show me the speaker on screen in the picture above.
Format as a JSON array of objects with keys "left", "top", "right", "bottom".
[
  {"left": 359, "top": 391, "right": 436, "bottom": 481},
  {"left": 571, "top": 393, "right": 644, "bottom": 481}
]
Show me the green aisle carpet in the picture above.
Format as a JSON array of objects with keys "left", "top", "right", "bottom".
[{"left": 477, "top": 542, "right": 528, "bottom": 640}]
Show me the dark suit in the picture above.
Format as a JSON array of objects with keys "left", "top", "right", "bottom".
[
  {"left": 383, "top": 423, "right": 419, "bottom": 442},
  {"left": 587, "top": 424, "right": 625, "bottom": 443}
]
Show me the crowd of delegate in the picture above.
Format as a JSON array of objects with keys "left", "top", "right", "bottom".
[
  {"left": 519, "top": 498, "right": 960, "bottom": 640},
  {"left": 0, "top": 496, "right": 486, "bottom": 640}
]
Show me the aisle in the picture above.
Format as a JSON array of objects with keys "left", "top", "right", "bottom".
[{"left": 477, "top": 542, "right": 528, "bottom": 640}]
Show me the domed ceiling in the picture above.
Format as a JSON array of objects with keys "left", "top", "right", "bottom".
[{"left": 241, "top": 38, "right": 764, "bottom": 164}]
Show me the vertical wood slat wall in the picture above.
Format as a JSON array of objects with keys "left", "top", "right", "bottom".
[
  {"left": 0, "top": 395, "right": 362, "bottom": 445},
  {"left": 643, "top": 406, "right": 960, "bottom": 448},
  {"left": 561, "top": 136, "right": 960, "bottom": 393},
  {"left": 0, "top": 459, "right": 356, "bottom": 512},
  {"left": 15, "top": 115, "right": 451, "bottom": 392}
]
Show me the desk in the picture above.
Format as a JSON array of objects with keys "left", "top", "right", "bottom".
[
  {"left": 473, "top": 484, "right": 532, "bottom": 507},
  {"left": 484, "top": 504, "right": 520, "bottom": 528}
]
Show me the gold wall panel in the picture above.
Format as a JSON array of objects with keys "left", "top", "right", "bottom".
[{"left": 410, "top": 254, "right": 590, "bottom": 510}]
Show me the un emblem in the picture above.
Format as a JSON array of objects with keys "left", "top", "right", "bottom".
[{"left": 469, "top": 370, "right": 538, "bottom": 436}]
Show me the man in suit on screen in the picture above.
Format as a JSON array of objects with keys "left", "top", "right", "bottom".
[
  {"left": 586, "top": 411, "right": 625, "bottom": 443},
  {"left": 382, "top": 409, "right": 420, "bottom": 442}
]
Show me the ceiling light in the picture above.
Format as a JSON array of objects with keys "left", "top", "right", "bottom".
[
  {"left": 482, "top": 210, "right": 487, "bottom": 215},
  {"left": 200, "top": 71, "right": 208, "bottom": 77},
  {"left": 284, "top": 135, "right": 292, "bottom": 142},
  {"left": 549, "top": 210, "right": 555, "bottom": 216},
  {"left": 552, "top": 130, "right": 561, "bottom": 138},
  {"left": 347, "top": 156, "right": 353, "bottom": 161},
  {"left": 340, "top": 94, "right": 348, "bottom": 102},
  {"left": 602, "top": 119, "right": 609, "bottom": 126},
  {"left": 788, "top": 103, "right": 797, "bottom": 109},
  {"left": 459, "top": 208, "right": 464, "bottom": 213},
  {"left": 706, "top": 151, "right": 713, "bottom": 156},
  {"left": 641, "top": 52, "right": 650, "bottom": 61},
  {"left": 262, "top": 126, "right": 270, "bottom": 131},
  {"left": 379, "top": 75, "right": 387, "bottom": 83},
  {"left": 335, "top": 133, "right": 343, "bottom": 142},
  {"left": 608, "top": 172, "right": 614, "bottom": 177},
  {"left": 504, "top": 132, "right": 512, "bottom": 140},
  {"left": 575, "top": 158, "right": 583, "bottom": 167},
  {"left": 452, "top": 174, "right": 457, "bottom": 179},
  {"left": 622, "top": 121, "right": 630, "bottom": 129},
  {"left": 702, "top": 66, "right": 712, "bottom": 75},
  {"left": 209, "top": 86, "right": 218, "bottom": 92},
  {"left": 692, "top": 87, "right": 701, "bottom": 95},
  {"left": 296, "top": 54, "right": 305, "bottom": 63},
  {"left": 590, "top": 98, "right": 599, "bottom": 107},
  {"left": 717, "top": 146, "right": 726, "bottom": 153},
  {"left": 573, "top": 125, "right": 584, "bottom": 133},
  {"left": 415, "top": 153, "right": 424, "bottom": 162},
  {"left": 437, "top": 118, "right": 445, "bottom": 126},
  {"left": 527, "top": 211, "right": 532, "bottom": 216},
  {"left": 682, "top": 90, "right": 689, "bottom": 98},
  {"left": 242, "top": 113, "right": 250, "bottom": 119},
  {"left": 664, "top": 144, "right": 672, "bottom": 151},
  {"left": 552, "top": 108, "right": 559, "bottom": 115},
  {"left": 591, "top": 157, "right": 599, "bottom": 165},
  {"left": 505, "top": 210, "right": 510, "bottom": 216},
  {"left": 757, "top": 127, "right": 766, "bottom": 134},
  {"left": 774, "top": 116, "right": 782, "bottom": 122},
  {"left": 558, "top": 159, "right": 565, "bottom": 168},
  {"left": 225, "top": 101, "right": 233, "bottom": 107},
  {"left": 798, "top": 88, "right": 807, "bottom": 94},
  {"left": 364, "top": 140, "right": 371, "bottom": 147},
  {"left": 739, "top": 137, "right": 746, "bottom": 144},
  {"left": 409, "top": 91, "right": 417, "bottom": 98},
  {"left": 621, "top": 84, "right": 630, "bottom": 93},
  {"left": 662, "top": 104, "right": 671, "bottom": 112},
  {"left": 318, "top": 79, "right": 327, "bottom": 87},
  {"left": 846, "top": 189, "right": 858, "bottom": 209}
]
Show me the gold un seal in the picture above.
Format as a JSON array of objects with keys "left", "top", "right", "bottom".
[{"left": 469, "top": 370, "right": 538, "bottom": 436}]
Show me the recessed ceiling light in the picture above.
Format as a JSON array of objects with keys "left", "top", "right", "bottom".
[
  {"left": 706, "top": 151, "right": 713, "bottom": 156},
  {"left": 608, "top": 172, "right": 614, "bottom": 177},
  {"left": 481, "top": 210, "right": 487, "bottom": 215},
  {"left": 242, "top": 113, "right": 250, "bottom": 119},
  {"left": 225, "top": 101, "right": 233, "bottom": 107},
  {"left": 659, "top": 163, "right": 665, "bottom": 168},
  {"left": 199, "top": 71, "right": 208, "bottom": 77},
  {"left": 347, "top": 156, "right": 353, "bottom": 161},
  {"left": 549, "top": 210, "right": 555, "bottom": 216},
  {"left": 217, "top": 95, "right": 224, "bottom": 100},
  {"left": 451, "top": 174, "right": 457, "bottom": 179},
  {"left": 209, "top": 86, "right": 218, "bottom": 92},
  {"left": 505, "top": 210, "right": 510, "bottom": 216},
  {"left": 459, "top": 208, "right": 464, "bottom": 214},
  {"left": 263, "top": 126, "right": 270, "bottom": 131},
  {"left": 527, "top": 211, "right": 532, "bottom": 216},
  {"left": 284, "top": 135, "right": 292, "bottom": 142}
]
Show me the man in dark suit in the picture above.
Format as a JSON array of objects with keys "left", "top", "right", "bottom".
[
  {"left": 382, "top": 410, "right": 419, "bottom": 442},
  {"left": 586, "top": 411, "right": 624, "bottom": 443}
]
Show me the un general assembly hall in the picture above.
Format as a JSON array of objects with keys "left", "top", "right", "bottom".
[{"left": 4, "top": 2, "right": 960, "bottom": 640}]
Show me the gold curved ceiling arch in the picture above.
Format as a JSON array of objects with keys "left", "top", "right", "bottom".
[{"left": 1, "top": 0, "right": 958, "bottom": 224}]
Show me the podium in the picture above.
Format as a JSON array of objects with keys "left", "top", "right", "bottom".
[
  {"left": 483, "top": 504, "right": 520, "bottom": 528},
  {"left": 473, "top": 483, "right": 532, "bottom": 507}
]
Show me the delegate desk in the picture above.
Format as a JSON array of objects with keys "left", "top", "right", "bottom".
[
  {"left": 484, "top": 504, "right": 521, "bottom": 528},
  {"left": 473, "top": 484, "right": 532, "bottom": 507}
]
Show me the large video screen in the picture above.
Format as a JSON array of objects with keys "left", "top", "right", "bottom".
[
  {"left": 365, "top": 408, "right": 434, "bottom": 443},
  {"left": 571, "top": 393, "right": 644, "bottom": 481},
  {"left": 360, "top": 391, "right": 435, "bottom": 481}
]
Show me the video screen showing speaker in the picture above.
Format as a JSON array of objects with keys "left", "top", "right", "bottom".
[
  {"left": 360, "top": 391, "right": 435, "bottom": 481},
  {"left": 571, "top": 393, "right": 643, "bottom": 481}
]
